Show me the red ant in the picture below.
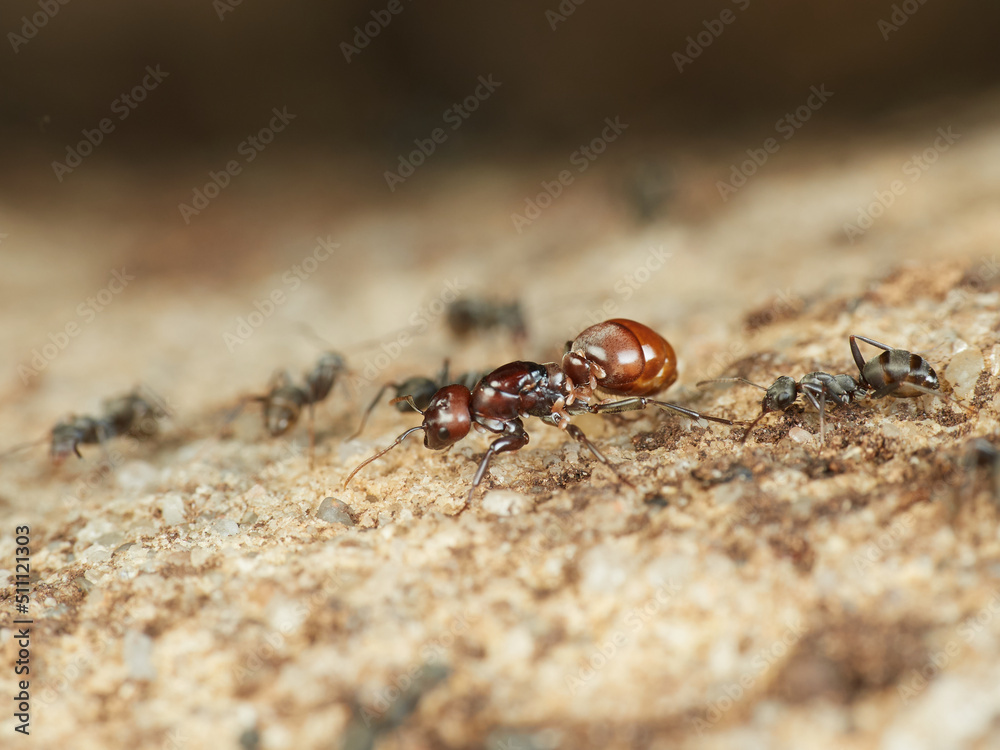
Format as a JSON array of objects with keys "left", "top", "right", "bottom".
[
  {"left": 348, "top": 360, "right": 485, "bottom": 440},
  {"left": 345, "top": 319, "right": 736, "bottom": 506}
]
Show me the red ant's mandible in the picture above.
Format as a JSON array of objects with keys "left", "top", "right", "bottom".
[{"left": 345, "top": 319, "right": 734, "bottom": 505}]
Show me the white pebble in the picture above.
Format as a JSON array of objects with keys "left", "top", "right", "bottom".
[
  {"left": 788, "top": 427, "right": 813, "bottom": 444},
  {"left": 945, "top": 347, "right": 984, "bottom": 400},
  {"left": 481, "top": 490, "right": 533, "bottom": 516},
  {"left": 159, "top": 494, "right": 186, "bottom": 526}
]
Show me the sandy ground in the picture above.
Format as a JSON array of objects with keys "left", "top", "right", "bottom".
[{"left": 1, "top": 98, "right": 1000, "bottom": 749}]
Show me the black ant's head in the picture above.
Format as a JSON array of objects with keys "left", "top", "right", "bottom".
[
  {"left": 265, "top": 387, "right": 305, "bottom": 436},
  {"left": 394, "top": 377, "right": 440, "bottom": 413},
  {"left": 762, "top": 376, "right": 798, "bottom": 413},
  {"left": 421, "top": 385, "right": 472, "bottom": 450},
  {"left": 50, "top": 419, "right": 88, "bottom": 461}
]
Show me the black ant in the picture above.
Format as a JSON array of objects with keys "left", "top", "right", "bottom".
[
  {"left": 348, "top": 360, "right": 485, "bottom": 440},
  {"left": 850, "top": 335, "right": 941, "bottom": 398},
  {"left": 446, "top": 297, "right": 527, "bottom": 342},
  {"left": 227, "top": 352, "right": 347, "bottom": 464},
  {"left": 851, "top": 334, "right": 977, "bottom": 417},
  {"left": 0, "top": 387, "right": 170, "bottom": 462},
  {"left": 699, "top": 372, "right": 864, "bottom": 444},
  {"left": 345, "top": 318, "right": 736, "bottom": 507}
]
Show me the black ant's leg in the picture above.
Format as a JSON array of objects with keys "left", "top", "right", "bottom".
[
  {"left": 870, "top": 383, "right": 901, "bottom": 400},
  {"left": 222, "top": 395, "right": 267, "bottom": 429},
  {"left": 849, "top": 335, "right": 868, "bottom": 378},
  {"left": 307, "top": 402, "right": 316, "bottom": 469},
  {"left": 852, "top": 334, "right": 894, "bottom": 352},
  {"left": 562, "top": 422, "right": 636, "bottom": 491},
  {"left": 348, "top": 383, "right": 398, "bottom": 441},
  {"left": 800, "top": 383, "right": 826, "bottom": 444}
]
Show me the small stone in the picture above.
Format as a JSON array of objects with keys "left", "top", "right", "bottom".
[
  {"left": 317, "top": 497, "right": 355, "bottom": 526},
  {"left": 240, "top": 510, "right": 259, "bottom": 526},
  {"left": 945, "top": 346, "right": 984, "bottom": 400},
  {"left": 160, "top": 494, "right": 186, "bottom": 526},
  {"left": 123, "top": 629, "right": 157, "bottom": 681},
  {"left": 96, "top": 531, "right": 125, "bottom": 548},
  {"left": 788, "top": 426, "right": 813, "bottom": 444},
  {"left": 481, "top": 490, "right": 533, "bottom": 516},
  {"left": 212, "top": 518, "right": 240, "bottom": 537}
]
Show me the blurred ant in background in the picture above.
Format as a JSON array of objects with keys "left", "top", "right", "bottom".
[
  {"left": 446, "top": 297, "right": 527, "bottom": 342},
  {"left": 0, "top": 386, "right": 171, "bottom": 462},
  {"left": 346, "top": 318, "right": 737, "bottom": 507},
  {"left": 226, "top": 352, "right": 347, "bottom": 465}
]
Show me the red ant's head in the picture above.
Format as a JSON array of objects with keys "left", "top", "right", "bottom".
[
  {"left": 421, "top": 384, "right": 472, "bottom": 449},
  {"left": 344, "top": 384, "right": 472, "bottom": 489}
]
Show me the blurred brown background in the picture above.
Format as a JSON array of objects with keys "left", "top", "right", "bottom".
[{"left": 3, "top": 0, "right": 999, "bottom": 162}]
